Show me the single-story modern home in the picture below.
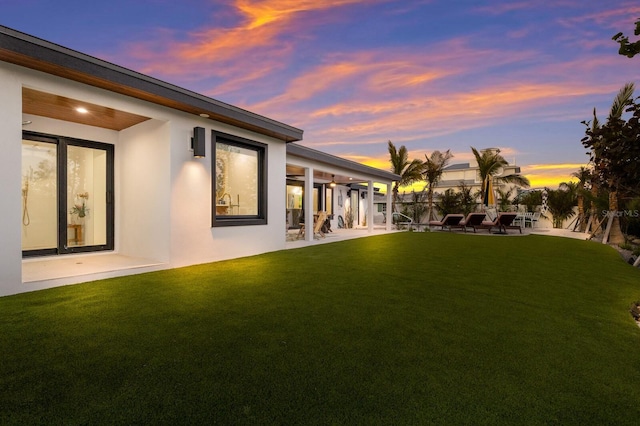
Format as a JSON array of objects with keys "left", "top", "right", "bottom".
[{"left": 0, "top": 25, "right": 399, "bottom": 297}]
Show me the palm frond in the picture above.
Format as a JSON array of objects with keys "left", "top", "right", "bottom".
[
  {"left": 498, "top": 173, "right": 530, "bottom": 188},
  {"left": 608, "top": 82, "right": 635, "bottom": 121}
]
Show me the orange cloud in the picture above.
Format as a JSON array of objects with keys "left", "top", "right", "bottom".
[
  {"left": 294, "top": 80, "right": 597, "bottom": 147},
  {"left": 521, "top": 163, "right": 589, "bottom": 188},
  {"left": 236, "top": 0, "right": 367, "bottom": 29},
  {"left": 120, "top": 0, "right": 381, "bottom": 90}
]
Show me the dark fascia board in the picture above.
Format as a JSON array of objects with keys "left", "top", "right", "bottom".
[
  {"left": 287, "top": 143, "right": 400, "bottom": 182},
  {"left": 0, "top": 25, "right": 303, "bottom": 143}
]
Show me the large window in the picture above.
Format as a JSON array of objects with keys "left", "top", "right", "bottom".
[
  {"left": 212, "top": 131, "right": 267, "bottom": 227},
  {"left": 22, "top": 132, "right": 114, "bottom": 257}
]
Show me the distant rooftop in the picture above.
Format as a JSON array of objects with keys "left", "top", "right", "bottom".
[{"left": 444, "top": 163, "right": 471, "bottom": 171}]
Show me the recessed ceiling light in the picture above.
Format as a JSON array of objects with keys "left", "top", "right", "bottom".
[
  {"left": 76, "top": 107, "right": 88, "bottom": 114},
  {"left": 199, "top": 113, "right": 210, "bottom": 118}
]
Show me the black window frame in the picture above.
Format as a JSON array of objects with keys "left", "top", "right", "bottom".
[
  {"left": 212, "top": 131, "right": 268, "bottom": 227},
  {"left": 22, "top": 131, "right": 115, "bottom": 258}
]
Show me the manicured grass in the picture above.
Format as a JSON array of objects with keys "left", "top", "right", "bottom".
[{"left": 1, "top": 233, "right": 640, "bottom": 424}]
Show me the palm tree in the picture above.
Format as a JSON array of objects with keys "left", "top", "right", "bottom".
[
  {"left": 388, "top": 141, "right": 424, "bottom": 213},
  {"left": 547, "top": 182, "right": 578, "bottom": 228},
  {"left": 586, "top": 83, "right": 635, "bottom": 244},
  {"left": 584, "top": 108, "right": 600, "bottom": 234},
  {"left": 495, "top": 187, "right": 514, "bottom": 212},
  {"left": 423, "top": 150, "right": 453, "bottom": 221},
  {"left": 606, "top": 83, "right": 634, "bottom": 245},
  {"left": 471, "top": 147, "right": 530, "bottom": 208},
  {"left": 571, "top": 166, "right": 591, "bottom": 232}
]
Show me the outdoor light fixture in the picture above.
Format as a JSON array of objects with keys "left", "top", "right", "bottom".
[
  {"left": 330, "top": 175, "right": 337, "bottom": 187},
  {"left": 191, "top": 126, "right": 205, "bottom": 158}
]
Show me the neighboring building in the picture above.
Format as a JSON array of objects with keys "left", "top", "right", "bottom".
[
  {"left": 436, "top": 157, "right": 524, "bottom": 201},
  {"left": 392, "top": 151, "right": 527, "bottom": 222},
  {"left": 0, "top": 26, "right": 398, "bottom": 296}
]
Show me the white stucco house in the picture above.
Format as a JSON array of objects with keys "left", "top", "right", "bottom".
[
  {"left": 435, "top": 154, "right": 525, "bottom": 200},
  {"left": 0, "top": 25, "right": 398, "bottom": 297}
]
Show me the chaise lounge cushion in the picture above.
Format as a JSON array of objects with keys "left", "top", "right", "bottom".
[
  {"left": 480, "top": 212, "right": 521, "bottom": 234},
  {"left": 428, "top": 214, "right": 465, "bottom": 231},
  {"left": 451, "top": 212, "right": 486, "bottom": 232}
]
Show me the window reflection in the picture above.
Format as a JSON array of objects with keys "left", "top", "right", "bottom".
[
  {"left": 21, "top": 140, "right": 57, "bottom": 251},
  {"left": 215, "top": 142, "right": 258, "bottom": 216}
]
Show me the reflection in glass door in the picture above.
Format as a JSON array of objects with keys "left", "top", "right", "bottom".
[
  {"left": 22, "top": 133, "right": 114, "bottom": 257},
  {"left": 350, "top": 189, "right": 359, "bottom": 226},
  {"left": 21, "top": 140, "right": 58, "bottom": 251},
  {"left": 67, "top": 145, "right": 108, "bottom": 248}
]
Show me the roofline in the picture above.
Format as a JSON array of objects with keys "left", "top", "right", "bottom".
[
  {"left": 444, "top": 163, "right": 471, "bottom": 170},
  {"left": 0, "top": 25, "right": 303, "bottom": 143},
  {"left": 287, "top": 143, "right": 400, "bottom": 182}
]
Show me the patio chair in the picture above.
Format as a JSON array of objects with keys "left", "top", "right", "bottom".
[
  {"left": 298, "top": 211, "right": 328, "bottom": 239},
  {"left": 313, "top": 211, "right": 328, "bottom": 238},
  {"left": 525, "top": 211, "right": 541, "bottom": 228},
  {"left": 451, "top": 212, "right": 486, "bottom": 233},
  {"left": 480, "top": 212, "right": 521, "bottom": 234},
  {"left": 428, "top": 214, "right": 465, "bottom": 231}
]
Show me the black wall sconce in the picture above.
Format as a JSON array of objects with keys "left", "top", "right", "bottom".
[{"left": 191, "top": 126, "right": 205, "bottom": 158}]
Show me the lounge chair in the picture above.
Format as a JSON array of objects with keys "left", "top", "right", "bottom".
[
  {"left": 428, "top": 214, "right": 465, "bottom": 231},
  {"left": 451, "top": 212, "right": 486, "bottom": 233},
  {"left": 480, "top": 212, "right": 521, "bottom": 234}
]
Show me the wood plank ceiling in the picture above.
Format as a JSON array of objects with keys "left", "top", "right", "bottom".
[{"left": 22, "top": 87, "right": 150, "bottom": 131}]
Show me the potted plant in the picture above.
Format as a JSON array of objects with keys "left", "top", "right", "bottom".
[{"left": 70, "top": 192, "right": 90, "bottom": 221}]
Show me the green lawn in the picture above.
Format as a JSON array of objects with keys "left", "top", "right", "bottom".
[{"left": 1, "top": 233, "right": 640, "bottom": 424}]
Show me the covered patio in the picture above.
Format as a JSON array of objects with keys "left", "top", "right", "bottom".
[{"left": 286, "top": 143, "right": 400, "bottom": 242}]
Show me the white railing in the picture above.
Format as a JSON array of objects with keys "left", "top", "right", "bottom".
[{"left": 391, "top": 212, "right": 413, "bottom": 230}]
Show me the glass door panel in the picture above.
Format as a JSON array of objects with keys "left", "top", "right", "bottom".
[
  {"left": 22, "top": 131, "right": 114, "bottom": 257},
  {"left": 67, "top": 145, "right": 107, "bottom": 248},
  {"left": 21, "top": 140, "right": 58, "bottom": 251},
  {"left": 351, "top": 190, "right": 359, "bottom": 225}
]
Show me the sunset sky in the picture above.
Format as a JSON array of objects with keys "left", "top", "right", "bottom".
[{"left": 4, "top": 1, "right": 639, "bottom": 189}]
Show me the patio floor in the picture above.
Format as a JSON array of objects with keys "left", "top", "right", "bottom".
[
  {"left": 19, "top": 225, "right": 588, "bottom": 293},
  {"left": 21, "top": 253, "right": 166, "bottom": 291}
]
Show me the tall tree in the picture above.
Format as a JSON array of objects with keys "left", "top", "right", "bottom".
[
  {"left": 423, "top": 150, "right": 453, "bottom": 221},
  {"left": 471, "top": 147, "right": 530, "bottom": 207},
  {"left": 584, "top": 108, "right": 601, "bottom": 234},
  {"left": 582, "top": 82, "right": 636, "bottom": 245},
  {"left": 387, "top": 141, "right": 423, "bottom": 213},
  {"left": 571, "top": 166, "right": 592, "bottom": 232},
  {"left": 613, "top": 18, "right": 640, "bottom": 58}
]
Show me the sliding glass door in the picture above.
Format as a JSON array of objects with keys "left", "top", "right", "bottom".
[{"left": 22, "top": 132, "right": 114, "bottom": 257}]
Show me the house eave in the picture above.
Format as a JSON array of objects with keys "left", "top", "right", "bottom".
[
  {"left": 287, "top": 143, "right": 400, "bottom": 182},
  {"left": 0, "top": 25, "right": 303, "bottom": 143}
]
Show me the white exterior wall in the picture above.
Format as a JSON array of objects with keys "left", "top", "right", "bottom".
[
  {"left": 0, "top": 63, "right": 23, "bottom": 294},
  {"left": 168, "top": 119, "right": 287, "bottom": 267},
  {"left": 1, "top": 61, "right": 288, "bottom": 296},
  {"left": 118, "top": 119, "right": 172, "bottom": 263}
]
